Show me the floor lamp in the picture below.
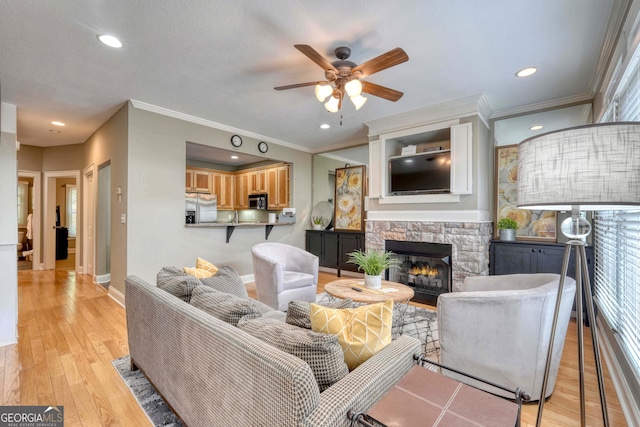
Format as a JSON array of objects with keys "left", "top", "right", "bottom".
[{"left": 517, "top": 122, "right": 640, "bottom": 427}]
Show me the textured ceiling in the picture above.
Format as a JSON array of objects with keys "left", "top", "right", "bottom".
[{"left": 0, "top": 1, "right": 619, "bottom": 150}]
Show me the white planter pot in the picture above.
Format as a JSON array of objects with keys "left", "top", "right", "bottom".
[
  {"left": 364, "top": 274, "right": 382, "bottom": 290},
  {"left": 312, "top": 224, "right": 323, "bottom": 230}
]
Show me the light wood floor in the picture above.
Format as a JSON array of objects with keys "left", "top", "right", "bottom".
[{"left": 5, "top": 269, "right": 628, "bottom": 426}]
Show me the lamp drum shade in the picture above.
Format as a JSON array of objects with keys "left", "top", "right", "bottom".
[{"left": 517, "top": 122, "right": 640, "bottom": 211}]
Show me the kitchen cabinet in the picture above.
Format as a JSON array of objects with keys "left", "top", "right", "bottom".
[
  {"left": 212, "top": 172, "right": 235, "bottom": 210},
  {"left": 185, "top": 168, "right": 212, "bottom": 193},
  {"left": 235, "top": 173, "right": 249, "bottom": 209},
  {"left": 249, "top": 170, "right": 267, "bottom": 194},
  {"left": 267, "top": 165, "right": 290, "bottom": 209},
  {"left": 306, "top": 230, "right": 365, "bottom": 276}
]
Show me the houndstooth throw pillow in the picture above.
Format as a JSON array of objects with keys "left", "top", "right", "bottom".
[
  {"left": 199, "top": 265, "right": 248, "bottom": 299},
  {"left": 157, "top": 266, "right": 201, "bottom": 302},
  {"left": 190, "top": 285, "right": 261, "bottom": 326},
  {"left": 238, "top": 317, "right": 349, "bottom": 392},
  {"left": 286, "top": 298, "right": 353, "bottom": 329}
]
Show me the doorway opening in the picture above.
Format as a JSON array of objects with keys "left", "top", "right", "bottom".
[{"left": 43, "top": 170, "right": 81, "bottom": 271}]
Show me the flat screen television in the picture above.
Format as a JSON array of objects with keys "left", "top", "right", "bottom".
[{"left": 389, "top": 151, "right": 451, "bottom": 195}]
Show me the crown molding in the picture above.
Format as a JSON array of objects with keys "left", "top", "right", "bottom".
[
  {"left": 490, "top": 93, "right": 593, "bottom": 120},
  {"left": 365, "top": 94, "right": 491, "bottom": 137},
  {"left": 589, "top": 0, "right": 634, "bottom": 97},
  {"left": 129, "top": 100, "right": 313, "bottom": 153},
  {"left": 310, "top": 136, "right": 369, "bottom": 154}
]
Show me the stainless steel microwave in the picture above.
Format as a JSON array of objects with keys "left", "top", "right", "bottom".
[{"left": 248, "top": 193, "right": 268, "bottom": 210}]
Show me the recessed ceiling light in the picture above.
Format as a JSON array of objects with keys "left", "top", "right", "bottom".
[
  {"left": 231, "top": 155, "right": 239, "bottom": 159},
  {"left": 516, "top": 67, "right": 537, "bottom": 78},
  {"left": 97, "top": 34, "right": 123, "bottom": 48},
  {"left": 49, "top": 129, "right": 61, "bottom": 134},
  {"left": 530, "top": 125, "right": 543, "bottom": 131},
  {"left": 320, "top": 124, "right": 330, "bottom": 129},
  {"left": 51, "top": 121, "right": 65, "bottom": 127}
]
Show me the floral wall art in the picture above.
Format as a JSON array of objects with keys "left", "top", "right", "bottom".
[
  {"left": 334, "top": 165, "right": 366, "bottom": 232},
  {"left": 495, "top": 145, "right": 556, "bottom": 241}
]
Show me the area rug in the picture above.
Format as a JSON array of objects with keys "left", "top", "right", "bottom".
[
  {"left": 113, "top": 296, "right": 439, "bottom": 426},
  {"left": 111, "top": 357, "right": 183, "bottom": 427}
]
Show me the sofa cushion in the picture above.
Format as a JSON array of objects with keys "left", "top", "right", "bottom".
[
  {"left": 157, "top": 266, "right": 200, "bottom": 302},
  {"left": 282, "top": 271, "right": 315, "bottom": 291},
  {"left": 286, "top": 298, "right": 354, "bottom": 329},
  {"left": 195, "top": 256, "right": 219, "bottom": 275},
  {"left": 310, "top": 300, "right": 393, "bottom": 370},
  {"left": 183, "top": 267, "right": 215, "bottom": 279},
  {"left": 238, "top": 317, "right": 349, "bottom": 392},
  {"left": 190, "top": 285, "right": 261, "bottom": 326},
  {"left": 199, "top": 265, "right": 248, "bottom": 299}
]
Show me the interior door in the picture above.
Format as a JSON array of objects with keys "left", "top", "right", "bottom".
[{"left": 44, "top": 176, "right": 57, "bottom": 269}]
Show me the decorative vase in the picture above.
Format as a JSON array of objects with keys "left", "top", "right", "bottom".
[
  {"left": 499, "top": 229, "right": 516, "bottom": 241},
  {"left": 364, "top": 274, "right": 382, "bottom": 290},
  {"left": 313, "top": 224, "right": 323, "bottom": 230}
]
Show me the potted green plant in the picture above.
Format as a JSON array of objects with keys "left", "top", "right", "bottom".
[
  {"left": 497, "top": 217, "right": 518, "bottom": 241},
  {"left": 311, "top": 216, "right": 324, "bottom": 230},
  {"left": 347, "top": 249, "right": 401, "bottom": 289}
]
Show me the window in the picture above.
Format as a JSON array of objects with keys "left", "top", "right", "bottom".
[
  {"left": 17, "top": 181, "right": 29, "bottom": 226},
  {"left": 66, "top": 185, "right": 77, "bottom": 237},
  {"left": 594, "top": 211, "right": 640, "bottom": 375},
  {"left": 596, "top": 42, "right": 640, "bottom": 379}
]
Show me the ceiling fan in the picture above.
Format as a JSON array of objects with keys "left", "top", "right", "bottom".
[{"left": 274, "top": 44, "right": 409, "bottom": 113}]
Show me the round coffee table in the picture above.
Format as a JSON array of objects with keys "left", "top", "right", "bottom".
[
  {"left": 323, "top": 279, "right": 415, "bottom": 336},
  {"left": 324, "top": 279, "right": 414, "bottom": 304}
]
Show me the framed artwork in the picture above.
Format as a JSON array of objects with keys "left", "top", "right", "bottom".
[
  {"left": 334, "top": 165, "right": 366, "bottom": 232},
  {"left": 495, "top": 145, "right": 557, "bottom": 242}
]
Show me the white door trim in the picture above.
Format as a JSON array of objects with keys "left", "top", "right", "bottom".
[
  {"left": 43, "top": 170, "right": 81, "bottom": 271},
  {"left": 17, "top": 170, "right": 41, "bottom": 270},
  {"left": 82, "top": 164, "right": 97, "bottom": 279}
]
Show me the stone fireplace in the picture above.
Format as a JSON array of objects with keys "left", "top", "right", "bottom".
[
  {"left": 385, "top": 240, "right": 452, "bottom": 305},
  {"left": 366, "top": 220, "right": 492, "bottom": 294}
]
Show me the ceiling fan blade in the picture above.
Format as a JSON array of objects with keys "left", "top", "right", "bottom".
[
  {"left": 361, "top": 81, "right": 404, "bottom": 102},
  {"left": 352, "top": 48, "right": 409, "bottom": 78},
  {"left": 274, "top": 81, "right": 323, "bottom": 90},
  {"left": 294, "top": 45, "right": 338, "bottom": 72}
]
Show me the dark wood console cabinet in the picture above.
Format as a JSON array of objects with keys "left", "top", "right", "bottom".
[
  {"left": 306, "top": 230, "right": 365, "bottom": 276},
  {"left": 490, "top": 240, "right": 594, "bottom": 282}
]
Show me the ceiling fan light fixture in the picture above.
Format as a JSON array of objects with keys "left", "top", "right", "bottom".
[
  {"left": 351, "top": 94, "right": 367, "bottom": 110},
  {"left": 315, "top": 83, "right": 333, "bottom": 102},
  {"left": 345, "top": 79, "right": 363, "bottom": 97},
  {"left": 325, "top": 95, "right": 340, "bottom": 113}
]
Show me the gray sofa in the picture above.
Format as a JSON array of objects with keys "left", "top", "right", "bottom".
[{"left": 125, "top": 275, "right": 421, "bottom": 427}]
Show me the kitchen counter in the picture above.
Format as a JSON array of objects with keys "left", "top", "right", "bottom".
[{"left": 185, "top": 221, "right": 295, "bottom": 242}]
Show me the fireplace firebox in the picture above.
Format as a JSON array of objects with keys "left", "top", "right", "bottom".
[{"left": 385, "top": 240, "right": 452, "bottom": 305}]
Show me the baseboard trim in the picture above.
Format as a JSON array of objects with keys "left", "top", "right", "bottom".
[
  {"left": 108, "top": 286, "right": 125, "bottom": 308},
  {"left": 318, "top": 267, "right": 363, "bottom": 279},
  {"left": 598, "top": 318, "right": 640, "bottom": 426},
  {"left": 95, "top": 274, "right": 110, "bottom": 284}
]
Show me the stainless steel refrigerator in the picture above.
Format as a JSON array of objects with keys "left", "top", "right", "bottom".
[{"left": 185, "top": 193, "right": 217, "bottom": 224}]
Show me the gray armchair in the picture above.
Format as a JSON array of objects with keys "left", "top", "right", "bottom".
[
  {"left": 437, "top": 273, "right": 576, "bottom": 401},
  {"left": 251, "top": 243, "right": 319, "bottom": 311}
]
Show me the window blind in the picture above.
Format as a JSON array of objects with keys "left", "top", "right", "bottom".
[
  {"left": 595, "top": 42, "right": 640, "bottom": 380},
  {"left": 593, "top": 211, "right": 640, "bottom": 375},
  {"left": 66, "top": 185, "right": 77, "bottom": 238}
]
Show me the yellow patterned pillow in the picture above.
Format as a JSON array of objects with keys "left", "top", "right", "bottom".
[
  {"left": 183, "top": 267, "right": 214, "bottom": 279},
  {"left": 195, "top": 257, "right": 219, "bottom": 275},
  {"left": 310, "top": 300, "right": 393, "bottom": 370}
]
